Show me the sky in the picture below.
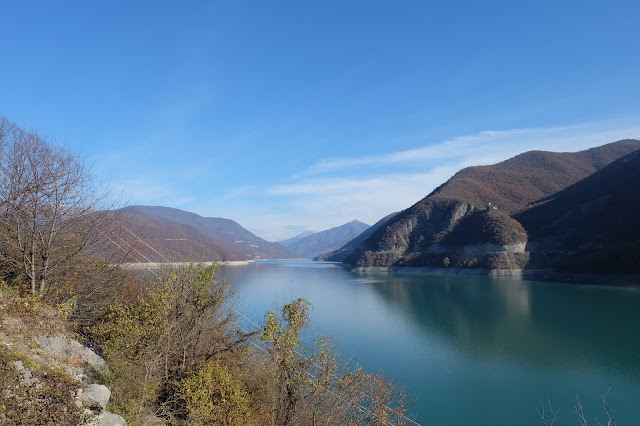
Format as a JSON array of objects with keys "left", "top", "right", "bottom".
[{"left": 1, "top": 1, "right": 639, "bottom": 241}]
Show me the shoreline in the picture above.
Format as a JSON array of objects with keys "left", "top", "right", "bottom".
[
  {"left": 119, "top": 260, "right": 253, "bottom": 269},
  {"left": 344, "top": 264, "right": 640, "bottom": 288}
]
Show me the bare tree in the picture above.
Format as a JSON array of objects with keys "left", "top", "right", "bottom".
[
  {"left": 538, "top": 399, "right": 559, "bottom": 426},
  {"left": 575, "top": 388, "right": 617, "bottom": 426},
  {"left": 0, "top": 116, "right": 119, "bottom": 297}
]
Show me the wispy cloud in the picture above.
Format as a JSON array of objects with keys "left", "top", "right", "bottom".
[
  {"left": 138, "top": 117, "right": 640, "bottom": 241},
  {"left": 301, "top": 117, "right": 640, "bottom": 176},
  {"left": 266, "top": 167, "right": 458, "bottom": 230},
  {"left": 254, "top": 117, "right": 640, "bottom": 239}
]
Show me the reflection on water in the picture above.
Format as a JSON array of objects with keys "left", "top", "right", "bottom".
[
  {"left": 223, "top": 261, "right": 640, "bottom": 425},
  {"left": 361, "top": 272, "right": 640, "bottom": 377}
]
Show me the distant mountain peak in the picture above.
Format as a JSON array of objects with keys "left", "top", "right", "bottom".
[{"left": 280, "top": 220, "right": 371, "bottom": 259}]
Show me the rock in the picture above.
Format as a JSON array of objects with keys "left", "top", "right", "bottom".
[
  {"left": 80, "top": 384, "right": 111, "bottom": 411},
  {"left": 36, "top": 335, "right": 107, "bottom": 372},
  {"left": 76, "top": 373, "right": 89, "bottom": 383},
  {"left": 86, "top": 411, "right": 128, "bottom": 426},
  {"left": 12, "top": 360, "right": 39, "bottom": 386}
]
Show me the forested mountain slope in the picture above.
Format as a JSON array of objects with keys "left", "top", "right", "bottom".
[
  {"left": 121, "top": 206, "right": 299, "bottom": 260},
  {"left": 340, "top": 139, "right": 640, "bottom": 272},
  {"left": 514, "top": 148, "right": 640, "bottom": 273},
  {"left": 104, "top": 212, "right": 248, "bottom": 262}
]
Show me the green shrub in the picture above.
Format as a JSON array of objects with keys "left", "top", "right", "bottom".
[
  {"left": 180, "top": 358, "right": 260, "bottom": 425},
  {"left": 90, "top": 263, "right": 240, "bottom": 424}
]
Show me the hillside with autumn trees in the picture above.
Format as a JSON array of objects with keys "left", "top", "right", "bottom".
[{"left": 324, "top": 139, "right": 640, "bottom": 276}]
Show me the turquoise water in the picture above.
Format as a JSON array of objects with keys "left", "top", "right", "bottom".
[{"left": 221, "top": 260, "right": 640, "bottom": 425}]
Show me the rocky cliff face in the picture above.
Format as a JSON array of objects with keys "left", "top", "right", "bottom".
[{"left": 339, "top": 139, "right": 640, "bottom": 273}]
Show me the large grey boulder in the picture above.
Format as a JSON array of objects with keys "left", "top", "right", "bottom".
[
  {"left": 36, "top": 335, "right": 107, "bottom": 373},
  {"left": 80, "top": 384, "right": 111, "bottom": 411},
  {"left": 87, "top": 411, "right": 128, "bottom": 426}
]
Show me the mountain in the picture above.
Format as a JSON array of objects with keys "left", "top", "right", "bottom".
[
  {"left": 279, "top": 231, "right": 315, "bottom": 247},
  {"left": 121, "top": 206, "right": 299, "bottom": 260},
  {"left": 514, "top": 148, "right": 640, "bottom": 274},
  {"left": 98, "top": 211, "right": 248, "bottom": 262},
  {"left": 280, "top": 220, "right": 370, "bottom": 259},
  {"left": 340, "top": 139, "right": 640, "bottom": 272},
  {"left": 316, "top": 213, "right": 399, "bottom": 262}
]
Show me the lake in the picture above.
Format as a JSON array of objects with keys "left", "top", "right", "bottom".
[{"left": 221, "top": 260, "right": 640, "bottom": 425}]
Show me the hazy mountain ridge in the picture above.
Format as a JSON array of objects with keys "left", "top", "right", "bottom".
[
  {"left": 121, "top": 206, "right": 299, "bottom": 260},
  {"left": 280, "top": 220, "right": 370, "bottom": 259},
  {"left": 280, "top": 231, "right": 315, "bottom": 247},
  {"left": 337, "top": 139, "right": 640, "bottom": 273}
]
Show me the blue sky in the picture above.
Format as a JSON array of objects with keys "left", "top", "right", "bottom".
[{"left": 1, "top": 1, "right": 639, "bottom": 240}]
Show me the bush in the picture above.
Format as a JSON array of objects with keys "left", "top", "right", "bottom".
[
  {"left": 179, "top": 355, "right": 260, "bottom": 425},
  {"left": 90, "top": 263, "right": 241, "bottom": 424}
]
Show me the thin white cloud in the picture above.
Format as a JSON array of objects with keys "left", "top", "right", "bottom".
[
  {"left": 257, "top": 117, "right": 640, "bottom": 239},
  {"left": 170, "top": 117, "right": 640, "bottom": 240},
  {"left": 301, "top": 117, "right": 640, "bottom": 176},
  {"left": 269, "top": 168, "right": 454, "bottom": 197},
  {"left": 266, "top": 167, "right": 459, "bottom": 230}
]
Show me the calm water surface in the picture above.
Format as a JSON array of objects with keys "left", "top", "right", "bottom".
[{"left": 221, "top": 260, "right": 640, "bottom": 425}]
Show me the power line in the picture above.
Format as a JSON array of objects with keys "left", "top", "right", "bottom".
[
  {"left": 116, "top": 219, "right": 173, "bottom": 265},
  {"left": 86, "top": 215, "right": 160, "bottom": 278}
]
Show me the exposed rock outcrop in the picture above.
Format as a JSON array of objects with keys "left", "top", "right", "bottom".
[
  {"left": 36, "top": 335, "right": 107, "bottom": 375},
  {"left": 12, "top": 360, "right": 39, "bottom": 387}
]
